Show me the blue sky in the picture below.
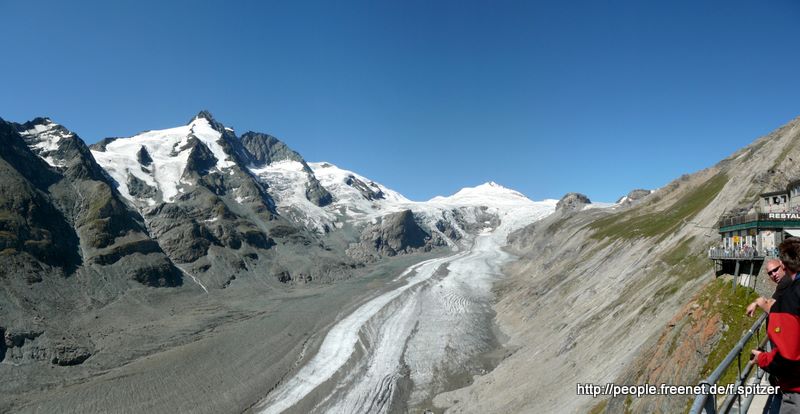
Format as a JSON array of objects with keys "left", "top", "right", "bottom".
[{"left": 2, "top": 1, "right": 799, "bottom": 202}]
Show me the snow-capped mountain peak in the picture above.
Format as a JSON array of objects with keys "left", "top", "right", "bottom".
[
  {"left": 84, "top": 113, "right": 557, "bottom": 242},
  {"left": 17, "top": 117, "right": 75, "bottom": 167},
  {"left": 428, "top": 181, "right": 534, "bottom": 206},
  {"left": 309, "top": 162, "right": 410, "bottom": 205},
  {"left": 91, "top": 113, "right": 237, "bottom": 205},
  {"left": 193, "top": 110, "right": 215, "bottom": 122}
]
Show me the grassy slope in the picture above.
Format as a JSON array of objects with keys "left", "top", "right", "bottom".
[{"left": 588, "top": 173, "right": 728, "bottom": 242}]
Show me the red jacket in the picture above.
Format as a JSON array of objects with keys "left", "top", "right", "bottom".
[{"left": 757, "top": 303, "right": 800, "bottom": 391}]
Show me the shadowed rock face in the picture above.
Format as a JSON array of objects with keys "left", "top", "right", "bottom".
[
  {"left": 0, "top": 327, "right": 6, "bottom": 362},
  {"left": 0, "top": 120, "right": 82, "bottom": 274},
  {"left": 347, "top": 210, "right": 443, "bottom": 261},
  {"left": 345, "top": 174, "right": 385, "bottom": 201},
  {"left": 136, "top": 145, "right": 152, "bottom": 166},
  {"left": 374, "top": 210, "right": 430, "bottom": 253},
  {"left": 240, "top": 132, "right": 305, "bottom": 166},
  {"left": 0, "top": 117, "right": 181, "bottom": 286},
  {"left": 184, "top": 138, "right": 219, "bottom": 176}
]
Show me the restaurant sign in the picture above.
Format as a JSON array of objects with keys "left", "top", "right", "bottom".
[{"left": 768, "top": 213, "right": 800, "bottom": 219}]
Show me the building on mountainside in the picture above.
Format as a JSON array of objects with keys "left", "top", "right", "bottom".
[{"left": 710, "top": 180, "right": 800, "bottom": 279}]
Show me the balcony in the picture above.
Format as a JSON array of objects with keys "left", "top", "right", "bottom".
[{"left": 717, "top": 211, "right": 800, "bottom": 231}]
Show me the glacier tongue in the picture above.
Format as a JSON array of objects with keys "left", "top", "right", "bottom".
[{"left": 254, "top": 184, "right": 556, "bottom": 413}]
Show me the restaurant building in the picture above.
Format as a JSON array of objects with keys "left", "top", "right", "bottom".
[{"left": 710, "top": 180, "right": 800, "bottom": 278}]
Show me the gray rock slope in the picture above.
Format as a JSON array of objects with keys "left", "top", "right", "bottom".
[
  {"left": 434, "top": 115, "right": 800, "bottom": 413},
  {"left": 0, "top": 116, "right": 182, "bottom": 374}
]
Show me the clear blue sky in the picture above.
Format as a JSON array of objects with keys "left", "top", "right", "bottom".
[{"left": 2, "top": 1, "right": 799, "bottom": 202}]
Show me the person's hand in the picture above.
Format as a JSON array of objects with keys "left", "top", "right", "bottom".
[
  {"left": 751, "top": 349, "right": 762, "bottom": 360},
  {"left": 746, "top": 302, "right": 758, "bottom": 317}
]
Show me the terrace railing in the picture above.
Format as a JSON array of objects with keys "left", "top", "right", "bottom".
[
  {"left": 689, "top": 313, "right": 771, "bottom": 414},
  {"left": 708, "top": 248, "right": 764, "bottom": 260}
]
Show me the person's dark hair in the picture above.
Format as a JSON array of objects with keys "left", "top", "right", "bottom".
[{"left": 779, "top": 237, "right": 800, "bottom": 274}]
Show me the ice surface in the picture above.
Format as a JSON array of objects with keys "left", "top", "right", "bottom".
[
  {"left": 249, "top": 160, "right": 335, "bottom": 233},
  {"left": 254, "top": 178, "right": 557, "bottom": 413}
]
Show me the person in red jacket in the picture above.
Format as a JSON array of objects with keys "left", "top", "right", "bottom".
[{"left": 752, "top": 237, "right": 800, "bottom": 413}]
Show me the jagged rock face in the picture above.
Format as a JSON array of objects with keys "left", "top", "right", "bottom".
[
  {"left": 555, "top": 192, "right": 591, "bottom": 212},
  {"left": 0, "top": 118, "right": 182, "bottom": 286},
  {"left": 88, "top": 113, "right": 283, "bottom": 272},
  {"left": 305, "top": 179, "right": 334, "bottom": 207},
  {"left": 184, "top": 138, "right": 219, "bottom": 176},
  {"left": 86, "top": 112, "right": 354, "bottom": 291},
  {"left": 0, "top": 161, "right": 81, "bottom": 273},
  {"left": 347, "top": 210, "right": 443, "bottom": 260},
  {"left": 241, "top": 131, "right": 333, "bottom": 207},
  {"left": 89, "top": 137, "right": 119, "bottom": 151},
  {"left": 345, "top": 174, "right": 385, "bottom": 201},
  {"left": 241, "top": 132, "right": 304, "bottom": 166},
  {"left": 0, "top": 121, "right": 81, "bottom": 274},
  {"left": 136, "top": 145, "right": 152, "bottom": 166}
]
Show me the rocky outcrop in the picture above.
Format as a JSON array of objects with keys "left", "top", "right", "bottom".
[
  {"left": 184, "top": 138, "right": 219, "bottom": 176},
  {"left": 347, "top": 210, "right": 443, "bottom": 261},
  {"left": 1, "top": 327, "right": 92, "bottom": 366},
  {"left": 240, "top": 132, "right": 305, "bottom": 166},
  {"left": 555, "top": 192, "right": 591, "bottom": 212},
  {"left": 617, "top": 188, "right": 652, "bottom": 206},
  {"left": 136, "top": 145, "right": 152, "bottom": 166},
  {"left": 51, "top": 343, "right": 92, "bottom": 366},
  {"left": 127, "top": 174, "right": 156, "bottom": 199},
  {"left": 345, "top": 174, "right": 385, "bottom": 201},
  {"left": 240, "top": 131, "right": 333, "bottom": 207},
  {"left": 89, "top": 137, "right": 119, "bottom": 151}
]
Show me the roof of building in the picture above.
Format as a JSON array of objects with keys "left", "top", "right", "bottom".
[{"left": 761, "top": 190, "right": 789, "bottom": 197}]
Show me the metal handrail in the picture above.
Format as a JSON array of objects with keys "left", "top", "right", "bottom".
[
  {"left": 718, "top": 213, "right": 761, "bottom": 228},
  {"left": 715, "top": 335, "right": 770, "bottom": 413},
  {"left": 707, "top": 248, "right": 763, "bottom": 260},
  {"left": 689, "top": 312, "right": 769, "bottom": 414}
]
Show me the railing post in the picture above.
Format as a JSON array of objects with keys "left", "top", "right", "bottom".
[
  {"left": 696, "top": 381, "right": 717, "bottom": 414},
  {"left": 690, "top": 314, "right": 769, "bottom": 414}
]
